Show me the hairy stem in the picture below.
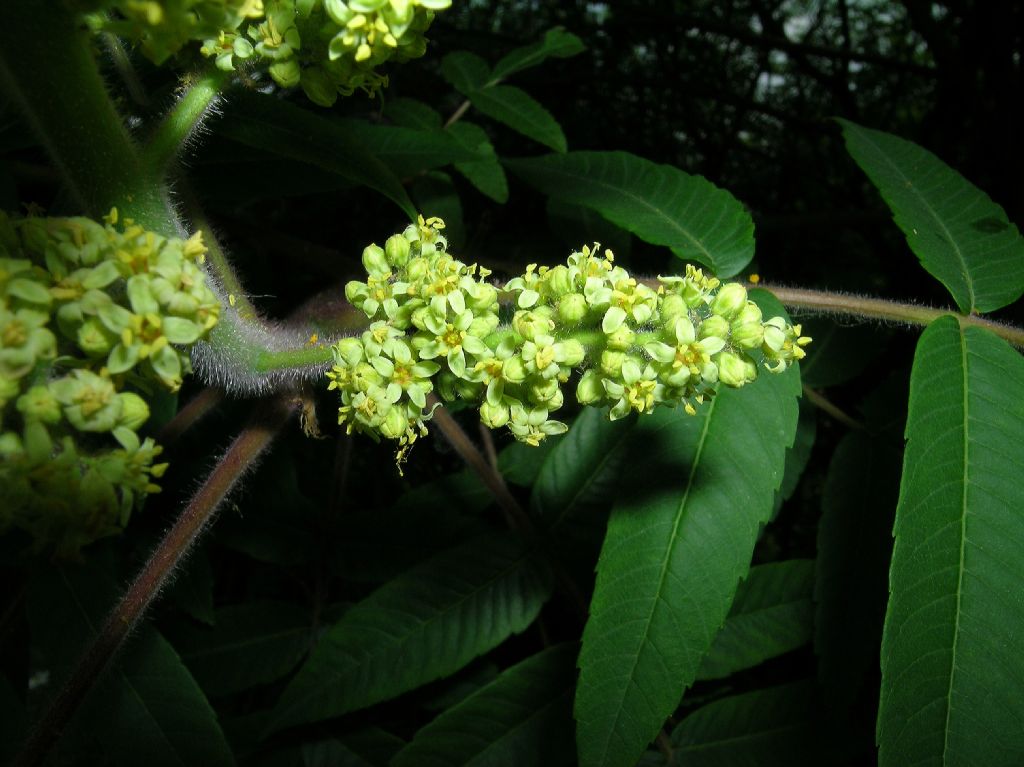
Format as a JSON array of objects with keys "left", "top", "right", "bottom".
[
  {"left": 14, "top": 398, "right": 297, "bottom": 767},
  {"left": 142, "top": 67, "right": 231, "bottom": 178},
  {"left": 0, "top": 3, "right": 176, "bottom": 233}
]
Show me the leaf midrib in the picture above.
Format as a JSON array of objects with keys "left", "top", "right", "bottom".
[
  {"left": 600, "top": 402, "right": 716, "bottom": 761},
  {"left": 941, "top": 325, "right": 970, "bottom": 762}
]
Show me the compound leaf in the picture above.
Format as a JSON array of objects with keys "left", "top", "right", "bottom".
[
  {"left": 392, "top": 644, "right": 577, "bottom": 767},
  {"left": 466, "top": 85, "right": 567, "bottom": 153},
  {"left": 489, "top": 28, "right": 585, "bottom": 83},
  {"left": 878, "top": 316, "right": 1024, "bottom": 765},
  {"left": 266, "top": 534, "right": 552, "bottom": 734},
  {"left": 508, "top": 151, "right": 754, "bottom": 276},
  {"left": 839, "top": 120, "right": 1024, "bottom": 313},
  {"left": 575, "top": 292, "right": 800, "bottom": 767}
]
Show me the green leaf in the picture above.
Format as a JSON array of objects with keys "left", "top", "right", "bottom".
[
  {"left": 385, "top": 97, "right": 443, "bottom": 130},
  {"left": 497, "top": 435, "right": 560, "bottom": 487},
  {"left": 441, "top": 51, "right": 491, "bottom": 93},
  {"left": 508, "top": 151, "right": 755, "bottom": 277},
  {"left": 166, "top": 543, "right": 215, "bottom": 625},
  {"left": 878, "top": 316, "right": 1024, "bottom": 765},
  {"left": 670, "top": 681, "right": 842, "bottom": 766},
  {"left": 344, "top": 120, "right": 482, "bottom": 178},
  {"left": 392, "top": 644, "right": 577, "bottom": 767},
  {"left": 546, "top": 197, "right": 633, "bottom": 260},
  {"left": 839, "top": 120, "right": 1024, "bottom": 313},
  {"left": 168, "top": 601, "right": 310, "bottom": 697},
  {"left": 28, "top": 564, "right": 234, "bottom": 767},
  {"left": 214, "top": 90, "right": 416, "bottom": 220},
  {"left": 697, "top": 560, "right": 815, "bottom": 681},
  {"left": 465, "top": 85, "right": 567, "bottom": 153},
  {"left": 489, "top": 28, "right": 585, "bottom": 83},
  {"left": 796, "top": 316, "right": 886, "bottom": 388},
  {"left": 447, "top": 121, "right": 509, "bottom": 203},
  {"left": 575, "top": 298, "right": 801, "bottom": 767},
  {"left": 814, "top": 378, "right": 903, "bottom": 712},
  {"left": 775, "top": 400, "right": 817, "bottom": 513},
  {"left": 411, "top": 171, "right": 467, "bottom": 252},
  {"left": 266, "top": 534, "right": 553, "bottom": 734}
]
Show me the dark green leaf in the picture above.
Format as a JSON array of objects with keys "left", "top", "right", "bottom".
[
  {"left": 466, "top": 85, "right": 567, "bottom": 153},
  {"left": 385, "top": 97, "right": 443, "bottom": 130},
  {"left": 0, "top": 675, "right": 26, "bottom": 767},
  {"left": 344, "top": 120, "right": 482, "bottom": 178},
  {"left": 441, "top": 51, "right": 491, "bottom": 93},
  {"left": 393, "top": 644, "right": 577, "bottom": 767},
  {"left": 168, "top": 601, "right": 310, "bottom": 697},
  {"left": 878, "top": 316, "right": 1024, "bottom": 765},
  {"left": 489, "top": 28, "right": 586, "bottom": 83},
  {"left": 411, "top": 171, "right": 467, "bottom": 251},
  {"left": 266, "top": 534, "right": 553, "bottom": 734},
  {"left": 303, "top": 740, "right": 374, "bottom": 767},
  {"left": 214, "top": 90, "right": 416, "bottom": 220},
  {"left": 670, "top": 681, "right": 843, "bottom": 766},
  {"left": 508, "top": 152, "right": 755, "bottom": 277},
  {"left": 773, "top": 400, "right": 817, "bottom": 515},
  {"left": 447, "top": 121, "right": 509, "bottom": 202},
  {"left": 575, "top": 294, "right": 801, "bottom": 767},
  {"left": 167, "top": 544, "right": 214, "bottom": 625},
  {"left": 546, "top": 197, "right": 633, "bottom": 260},
  {"left": 796, "top": 317, "right": 886, "bottom": 389},
  {"left": 29, "top": 564, "right": 234, "bottom": 767},
  {"left": 814, "top": 386, "right": 902, "bottom": 711},
  {"left": 839, "top": 120, "right": 1024, "bottom": 313},
  {"left": 497, "top": 435, "right": 559, "bottom": 487},
  {"left": 697, "top": 560, "right": 815, "bottom": 681}
]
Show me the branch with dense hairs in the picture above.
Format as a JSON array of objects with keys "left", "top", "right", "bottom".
[{"left": 14, "top": 398, "right": 298, "bottom": 767}]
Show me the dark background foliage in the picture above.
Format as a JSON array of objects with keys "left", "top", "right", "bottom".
[{"left": 2, "top": 2, "right": 1022, "bottom": 765}]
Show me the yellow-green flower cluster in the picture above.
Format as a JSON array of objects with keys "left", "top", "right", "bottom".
[
  {"left": 329, "top": 219, "right": 811, "bottom": 456},
  {"left": 222, "top": 0, "right": 452, "bottom": 105},
  {"left": 84, "top": 0, "right": 265, "bottom": 64},
  {"left": 0, "top": 210, "right": 219, "bottom": 555}
]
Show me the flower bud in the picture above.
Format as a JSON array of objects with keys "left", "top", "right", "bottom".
[
  {"left": 513, "top": 310, "right": 554, "bottom": 341},
  {"left": 600, "top": 349, "right": 625, "bottom": 378},
  {"left": 117, "top": 392, "right": 151, "bottom": 431},
  {"left": 333, "top": 337, "right": 364, "bottom": 368},
  {"left": 660, "top": 293, "right": 687, "bottom": 325},
  {"left": 77, "top": 318, "right": 113, "bottom": 355},
  {"left": 731, "top": 322, "right": 765, "bottom": 349},
  {"left": 710, "top": 283, "right": 747, "bottom": 320},
  {"left": 529, "top": 377, "right": 560, "bottom": 405},
  {"left": 16, "top": 386, "right": 61, "bottom": 424},
  {"left": 385, "top": 234, "right": 411, "bottom": 267},
  {"left": 480, "top": 400, "right": 510, "bottom": 429},
  {"left": 544, "top": 265, "right": 572, "bottom": 298},
  {"left": 698, "top": 315, "right": 730, "bottom": 342},
  {"left": 554, "top": 338, "right": 586, "bottom": 367},
  {"left": 605, "top": 324, "right": 635, "bottom": 351},
  {"left": 557, "top": 293, "right": 588, "bottom": 325},
  {"left": 503, "top": 356, "right": 527, "bottom": 384},
  {"left": 380, "top": 406, "right": 409, "bottom": 440},
  {"left": 576, "top": 369, "right": 604, "bottom": 404},
  {"left": 733, "top": 301, "right": 763, "bottom": 327},
  {"left": 361, "top": 244, "right": 389, "bottom": 276},
  {"left": 716, "top": 351, "right": 757, "bottom": 387}
]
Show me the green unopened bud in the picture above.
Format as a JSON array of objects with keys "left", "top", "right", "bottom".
[
  {"left": 698, "top": 315, "right": 730, "bottom": 342},
  {"left": 544, "top": 265, "right": 572, "bottom": 298},
  {"left": 467, "top": 314, "right": 499, "bottom": 339},
  {"left": 503, "top": 356, "right": 527, "bottom": 384},
  {"left": 733, "top": 301, "right": 763, "bottom": 327},
  {"left": 710, "top": 283, "right": 747, "bottom": 321},
  {"left": 269, "top": 59, "right": 302, "bottom": 88},
  {"left": 717, "top": 351, "right": 757, "bottom": 387},
  {"left": 480, "top": 400, "right": 510, "bottom": 428},
  {"left": 660, "top": 293, "right": 686, "bottom": 325},
  {"left": 385, "top": 234, "right": 411, "bottom": 267},
  {"left": 380, "top": 406, "right": 409, "bottom": 440},
  {"left": 529, "top": 377, "right": 560, "bottom": 405},
  {"left": 117, "top": 392, "right": 151, "bottom": 431},
  {"left": 361, "top": 244, "right": 389, "bottom": 276},
  {"left": 0, "top": 375, "right": 18, "bottom": 408},
  {"left": 600, "top": 349, "right": 625, "bottom": 378},
  {"left": 513, "top": 310, "right": 554, "bottom": 341},
  {"left": 0, "top": 430, "right": 22, "bottom": 457},
  {"left": 731, "top": 322, "right": 764, "bottom": 349},
  {"left": 16, "top": 385, "right": 61, "bottom": 423},
  {"left": 555, "top": 338, "right": 586, "bottom": 367},
  {"left": 22, "top": 418, "right": 52, "bottom": 463},
  {"left": 333, "top": 337, "right": 363, "bottom": 368},
  {"left": 605, "top": 324, "right": 635, "bottom": 351},
  {"left": 77, "top": 318, "right": 113, "bottom": 355},
  {"left": 576, "top": 369, "right": 604, "bottom": 404},
  {"left": 557, "top": 293, "right": 588, "bottom": 324}
]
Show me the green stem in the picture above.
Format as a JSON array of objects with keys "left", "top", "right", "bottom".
[
  {"left": 142, "top": 67, "right": 231, "bottom": 178},
  {"left": 254, "top": 344, "right": 335, "bottom": 373},
  {"left": 0, "top": 3, "right": 175, "bottom": 233}
]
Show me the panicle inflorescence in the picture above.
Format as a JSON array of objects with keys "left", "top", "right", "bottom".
[
  {"left": 0, "top": 209, "right": 219, "bottom": 555},
  {"left": 83, "top": 0, "right": 452, "bottom": 105},
  {"left": 329, "top": 218, "right": 811, "bottom": 460}
]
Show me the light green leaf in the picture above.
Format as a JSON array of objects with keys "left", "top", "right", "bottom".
[
  {"left": 489, "top": 28, "right": 585, "bottom": 84},
  {"left": 508, "top": 151, "right": 755, "bottom": 277},
  {"left": 839, "top": 120, "right": 1024, "bottom": 313},
  {"left": 392, "top": 644, "right": 577, "bottom": 767},
  {"left": 28, "top": 564, "right": 234, "bottom": 767},
  {"left": 168, "top": 601, "right": 310, "bottom": 697},
  {"left": 697, "top": 559, "right": 815, "bottom": 681},
  {"left": 214, "top": 90, "right": 416, "bottom": 220},
  {"left": 670, "top": 681, "right": 841, "bottom": 766},
  {"left": 441, "top": 51, "right": 491, "bottom": 93},
  {"left": 878, "top": 316, "right": 1024, "bottom": 766},
  {"left": 447, "top": 121, "right": 509, "bottom": 203},
  {"left": 266, "top": 534, "right": 553, "bottom": 734},
  {"left": 575, "top": 292, "right": 801, "bottom": 767},
  {"left": 465, "top": 85, "right": 566, "bottom": 152}
]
